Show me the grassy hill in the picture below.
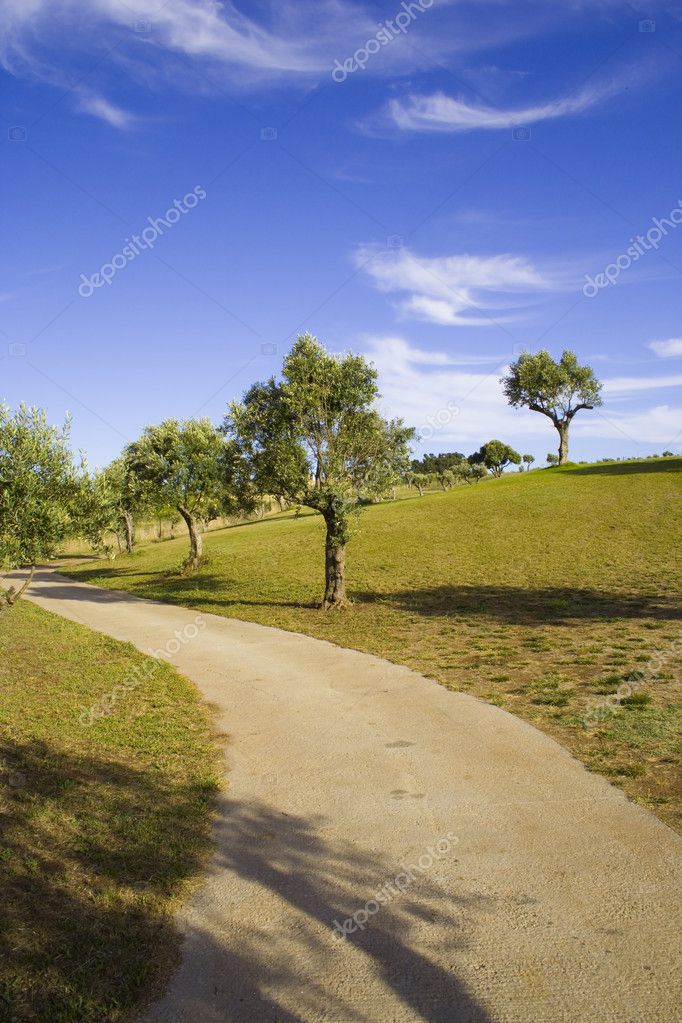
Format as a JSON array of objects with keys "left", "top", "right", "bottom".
[{"left": 65, "top": 459, "right": 682, "bottom": 829}]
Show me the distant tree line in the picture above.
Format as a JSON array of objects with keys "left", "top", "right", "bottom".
[{"left": 411, "top": 442, "right": 538, "bottom": 482}]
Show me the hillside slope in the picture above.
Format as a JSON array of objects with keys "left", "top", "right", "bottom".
[{"left": 66, "top": 459, "right": 682, "bottom": 828}]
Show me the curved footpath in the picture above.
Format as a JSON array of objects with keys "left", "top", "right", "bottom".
[{"left": 19, "top": 569, "right": 682, "bottom": 1022}]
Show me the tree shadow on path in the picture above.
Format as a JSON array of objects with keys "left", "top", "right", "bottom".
[
  {"left": 143, "top": 796, "right": 494, "bottom": 1023},
  {"left": 1, "top": 735, "right": 492, "bottom": 1023}
]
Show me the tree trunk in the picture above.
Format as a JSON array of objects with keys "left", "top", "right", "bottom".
[
  {"left": 178, "top": 506, "right": 202, "bottom": 570},
  {"left": 121, "top": 509, "right": 134, "bottom": 554},
  {"left": 1, "top": 565, "right": 35, "bottom": 615},
  {"left": 322, "top": 514, "right": 349, "bottom": 609},
  {"left": 557, "top": 421, "right": 570, "bottom": 465}
]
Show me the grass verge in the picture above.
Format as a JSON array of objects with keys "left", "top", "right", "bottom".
[
  {"left": 64, "top": 459, "right": 681, "bottom": 831},
  {"left": 0, "top": 601, "right": 221, "bottom": 1023}
]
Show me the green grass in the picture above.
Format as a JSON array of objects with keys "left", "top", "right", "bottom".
[
  {"left": 0, "top": 601, "right": 221, "bottom": 1023},
  {"left": 65, "top": 458, "right": 682, "bottom": 830}
]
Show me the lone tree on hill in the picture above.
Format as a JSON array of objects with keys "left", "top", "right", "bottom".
[
  {"left": 470, "top": 439, "right": 521, "bottom": 478},
  {"left": 125, "top": 418, "right": 249, "bottom": 571},
  {"left": 503, "top": 350, "right": 602, "bottom": 465},
  {"left": 226, "top": 334, "right": 414, "bottom": 609},
  {"left": 0, "top": 404, "right": 79, "bottom": 612}
]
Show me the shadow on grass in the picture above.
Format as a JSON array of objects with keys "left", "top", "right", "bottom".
[
  {"left": 567, "top": 458, "right": 682, "bottom": 476},
  {"left": 51, "top": 569, "right": 318, "bottom": 611},
  {"left": 1, "top": 738, "right": 491, "bottom": 1023},
  {"left": 53, "top": 568, "right": 681, "bottom": 623},
  {"left": 0, "top": 737, "right": 215, "bottom": 1023},
  {"left": 53, "top": 553, "right": 101, "bottom": 562},
  {"left": 355, "top": 585, "right": 681, "bottom": 624}
]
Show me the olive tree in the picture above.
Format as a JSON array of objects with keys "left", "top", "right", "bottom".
[
  {"left": 469, "top": 439, "right": 521, "bottom": 478},
  {"left": 125, "top": 418, "right": 247, "bottom": 571},
  {"left": 77, "top": 468, "right": 119, "bottom": 557},
  {"left": 405, "top": 471, "right": 430, "bottom": 496},
  {"left": 0, "top": 404, "right": 79, "bottom": 611},
  {"left": 522, "top": 453, "right": 535, "bottom": 470},
  {"left": 467, "top": 464, "right": 487, "bottom": 483},
  {"left": 503, "top": 350, "right": 602, "bottom": 465},
  {"left": 436, "top": 469, "right": 456, "bottom": 491},
  {"left": 79, "top": 457, "right": 151, "bottom": 555},
  {"left": 109, "top": 456, "right": 147, "bottom": 554},
  {"left": 411, "top": 452, "right": 466, "bottom": 473},
  {"left": 226, "top": 334, "right": 414, "bottom": 608}
]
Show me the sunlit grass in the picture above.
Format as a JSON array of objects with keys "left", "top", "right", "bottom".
[{"left": 65, "top": 459, "right": 682, "bottom": 829}]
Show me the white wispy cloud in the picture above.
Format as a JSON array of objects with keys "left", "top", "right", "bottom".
[
  {"left": 573, "top": 406, "right": 682, "bottom": 447},
  {"left": 75, "top": 93, "right": 136, "bottom": 129},
  {"left": 0, "top": 0, "right": 375, "bottom": 111},
  {"left": 1, "top": 0, "right": 652, "bottom": 102},
  {"left": 0, "top": 0, "right": 664, "bottom": 144},
  {"left": 0, "top": 0, "right": 454, "bottom": 93},
  {"left": 648, "top": 338, "right": 682, "bottom": 358},
  {"left": 379, "top": 81, "right": 620, "bottom": 134},
  {"left": 603, "top": 373, "right": 682, "bottom": 396},
  {"left": 354, "top": 244, "right": 551, "bottom": 327},
  {"left": 363, "top": 336, "right": 541, "bottom": 446},
  {"left": 363, "top": 335, "right": 506, "bottom": 367}
]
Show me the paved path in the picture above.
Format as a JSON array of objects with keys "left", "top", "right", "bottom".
[{"left": 19, "top": 569, "right": 682, "bottom": 1022}]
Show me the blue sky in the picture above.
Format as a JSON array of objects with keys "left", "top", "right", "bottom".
[{"left": 1, "top": 0, "right": 681, "bottom": 466}]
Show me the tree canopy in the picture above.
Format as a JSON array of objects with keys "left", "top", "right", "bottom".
[
  {"left": 125, "top": 418, "right": 248, "bottom": 570},
  {"left": 503, "top": 350, "right": 602, "bottom": 464},
  {"left": 226, "top": 333, "right": 413, "bottom": 607},
  {"left": 411, "top": 452, "right": 466, "bottom": 473},
  {"left": 78, "top": 457, "right": 152, "bottom": 556},
  {"left": 469, "top": 439, "right": 521, "bottom": 477},
  {"left": 0, "top": 404, "right": 79, "bottom": 611}
]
